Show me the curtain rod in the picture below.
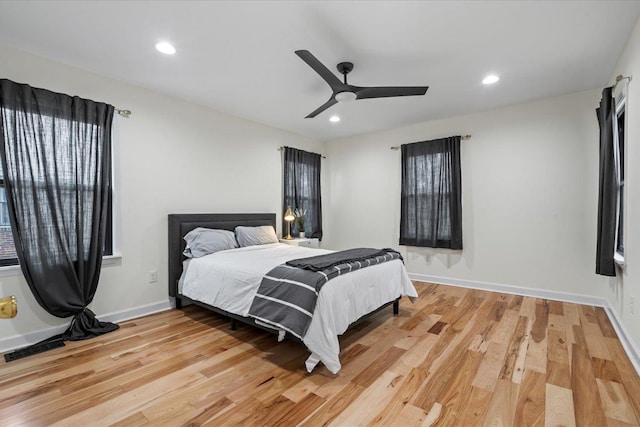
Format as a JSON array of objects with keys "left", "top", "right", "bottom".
[
  {"left": 614, "top": 74, "right": 632, "bottom": 89},
  {"left": 278, "top": 146, "right": 326, "bottom": 159},
  {"left": 116, "top": 109, "right": 131, "bottom": 118},
  {"left": 390, "top": 134, "right": 472, "bottom": 151}
]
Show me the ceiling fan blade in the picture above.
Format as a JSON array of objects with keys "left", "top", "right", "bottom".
[
  {"left": 295, "top": 50, "right": 343, "bottom": 91},
  {"left": 305, "top": 97, "right": 338, "bottom": 118},
  {"left": 355, "top": 86, "right": 429, "bottom": 100}
]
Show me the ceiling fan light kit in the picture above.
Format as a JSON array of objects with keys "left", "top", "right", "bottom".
[
  {"left": 295, "top": 50, "right": 429, "bottom": 118},
  {"left": 335, "top": 91, "right": 357, "bottom": 103}
]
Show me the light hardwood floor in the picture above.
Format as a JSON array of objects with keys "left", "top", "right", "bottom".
[{"left": 1, "top": 282, "right": 639, "bottom": 426}]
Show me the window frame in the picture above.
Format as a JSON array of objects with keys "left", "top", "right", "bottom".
[
  {"left": 401, "top": 152, "right": 453, "bottom": 243},
  {"left": 399, "top": 137, "right": 463, "bottom": 249},
  {"left": 0, "top": 176, "right": 18, "bottom": 267},
  {"left": 612, "top": 83, "right": 626, "bottom": 266},
  {"left": 0, "top": 114, "right": 115, "bottom": 268},
  {"left": 282, "top": 147, "right": 322, "bottom": 239}
]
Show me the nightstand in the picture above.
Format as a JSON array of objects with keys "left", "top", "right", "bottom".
[{"left": 279, "top": 237, "right": 319, "bottom": 248}]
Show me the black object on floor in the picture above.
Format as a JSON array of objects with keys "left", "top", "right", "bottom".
[{"left": 4, "top": 338, "right": 65, "bottom": 362}]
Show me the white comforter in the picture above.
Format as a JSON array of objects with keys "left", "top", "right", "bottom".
[{"left": 180, "top": 243, "right": 417, "bottom": 373}]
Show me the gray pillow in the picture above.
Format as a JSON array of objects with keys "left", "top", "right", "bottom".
[
  {"left": 235, "top": 225, "right": 279, "bottom": 247},
  {"left": 183, "top": 227, "right": 238, "bottom": 258}
]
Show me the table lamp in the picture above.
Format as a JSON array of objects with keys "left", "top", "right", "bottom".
[{"left": 284, "top": 206, "right": 295, "bottom": 239}]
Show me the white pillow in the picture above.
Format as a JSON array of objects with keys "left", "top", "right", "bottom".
[
  {"left": 235, "top": 225, "right": 279, "bottom": 247},
  {"left": 183, "top": 228, "right": 238, "bottom": 258}
]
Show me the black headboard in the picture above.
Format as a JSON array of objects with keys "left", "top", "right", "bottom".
[{"left": 168, "top": 213, "right": 277, "bottom": 298}]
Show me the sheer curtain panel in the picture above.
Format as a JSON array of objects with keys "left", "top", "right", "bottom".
[
  {"left": 400, "top": 136, "right": 463, "bottom": 249},
  {"left": 0, "top": 79, "right": 118, "bottom": 341},
  {"left": 283, "top": 147, "right": 323, "bottom": 239}
]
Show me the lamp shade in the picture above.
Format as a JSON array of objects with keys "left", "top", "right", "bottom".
[{"left": 284, "top": 207, "right": 295, "bottom": 222}]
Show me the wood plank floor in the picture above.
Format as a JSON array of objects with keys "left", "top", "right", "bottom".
[{"left": 1, "top": 281, "right": 639, "bottom": 426}]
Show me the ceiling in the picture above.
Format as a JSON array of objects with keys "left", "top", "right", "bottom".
[{"left": 0, "top": 1, "right": 639, "bottom": 142}]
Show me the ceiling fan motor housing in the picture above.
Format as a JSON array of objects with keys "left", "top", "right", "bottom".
[{"left": 337, "top": 62, "right": 354, "bottom": 76}]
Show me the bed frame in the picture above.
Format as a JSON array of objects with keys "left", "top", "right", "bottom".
[{"left": 168, "top": 213, "right": 399, "bottom": 339}]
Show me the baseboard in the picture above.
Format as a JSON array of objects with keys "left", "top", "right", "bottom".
[
  {"left": 409, "top": 273, "right": 640, "bottom": 376},
  {"left": 0, "top": 299, "right": 172, "bottom": 354},
  {"left": 409, "top": 273, "right": 608, "bottom": 307},
  {"left": 0, "top": 325, "right": 69, "bottom": 355},
  {"left": 98, "top": 300, "right": 173, "bottom": 325},
  {"left": 603, "top": 305, "right": 640, "bottom": 376}
]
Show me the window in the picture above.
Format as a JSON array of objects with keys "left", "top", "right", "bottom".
[
  {"left": 282, "top": 147, "right": 322, "bottom": 239},
  {"left": 0, "top": 166, "right": 17, "bottom": 266},
  {"left": 0, "top": 105, "right": 113, "bottom": 268},
  {"left": 400, "top": 136, "right": 463, "bottom": 249},
  {"left": 613, "top": 88, "right": 626, "bottom": 263}
]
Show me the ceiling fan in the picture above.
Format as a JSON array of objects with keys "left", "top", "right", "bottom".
[{"left": 295, "top": 50, "right": 429, "bottom": 119}]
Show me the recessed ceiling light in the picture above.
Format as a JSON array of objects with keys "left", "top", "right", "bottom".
[
  {"left": 329, "top": 115, "right": 340, "bottom": 123},
  {"left": 482, "top": 75, "right": 499, "bottom": 85},
  {"left": 155, "top": 42, "right": 176, "bottom": 55}
]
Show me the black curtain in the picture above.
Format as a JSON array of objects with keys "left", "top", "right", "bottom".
[
  {"left": 283, "top": 146, "right": 322, "bottom": 239},
  {"left": 595, "top": 87, "right": 616, "bottom": 277},
  {"left": 400, "top": 136, "right": 462, "bottom": 249},
  {"left": 0, "top": 79, "right": 118, "bottom": 340}
]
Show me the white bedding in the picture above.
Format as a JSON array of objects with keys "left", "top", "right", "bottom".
[{"left": 180, "top": 243, "right": 417, "bottom": 373}]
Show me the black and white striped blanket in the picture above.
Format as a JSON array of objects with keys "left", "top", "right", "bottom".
[{"left": 247, "top": 248, "right": 402, "bottom": 340}]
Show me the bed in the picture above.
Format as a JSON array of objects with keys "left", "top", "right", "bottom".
[{"left": 168, "top": 213, "right": 417, "bottom": 373}]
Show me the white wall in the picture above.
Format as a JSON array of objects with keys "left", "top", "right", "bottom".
[
  {"left": 0, "top": 45, "right": 325, "bottom": 346},
  {"left": 325, "top": 89, "right": 603, "bottom": 300},
  {"left": 604, "top": 17, "right": 640, "bottom": 350}
]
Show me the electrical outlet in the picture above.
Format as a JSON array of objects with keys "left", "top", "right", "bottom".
[
  {"left": 149, "top": 271, "right": 158, "bottom": 283},
  {"left": 630, "top": 296, "right": 635, "bottom": 315}
]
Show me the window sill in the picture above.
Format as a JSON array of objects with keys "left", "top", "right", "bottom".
[
  {"left": 614, "top": 252, "right": 625, "bottom": 269},
  {"left": 103, "top": 254, "right": 123, "bottom": 266},
  {"left": 0, "top": 264, "right": 20, "bottom": 278},
  {"left": 0, "top": 254, "right": 122, "bottom": 278}
]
